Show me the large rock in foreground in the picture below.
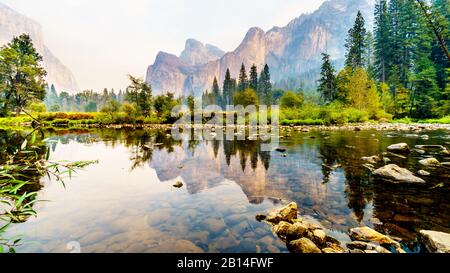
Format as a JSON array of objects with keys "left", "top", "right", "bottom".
[
  {"left": 373, "top": 164, "right": 425, "bottom": 184},
  {"left": 350, "top": 227, "right": 398, "bottom": 245},
  {"left": 288, "top": 238, "right": 322, "bottom": 253},
  {"left": 419, "top": 230, "right": 450, "bottom": 253},
  {"left": 266, "top": 202, "right": 298, "bottom": 224},
  {"left": 350, "top": 227, "right": 404, "bottom": 253}
]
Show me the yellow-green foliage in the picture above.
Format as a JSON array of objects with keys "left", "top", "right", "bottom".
[
  {"left": 280, "top": 91, "right": 305, "bottom": 109},
  {"left": 233, "top": 88, "right": 259, "bottom": 107},
  {"left": 336, "top": 67, "right": 380, "bottom": 114},
  {"left": 27, "top": 101, "right": 47, "bottom": 113},
  {"left": 280, "top": 101, "right": 392, "bottom": 125}
]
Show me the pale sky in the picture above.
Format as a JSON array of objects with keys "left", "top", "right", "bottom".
[{"left": 1, "top": 0, "right": 326, "bottom": 91}]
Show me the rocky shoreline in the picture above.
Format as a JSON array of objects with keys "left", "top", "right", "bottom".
[
  {"left": 256, "top": 202, "right": 450, "bottom": 253},
  {"left": 13, "top": 122, "right": 450, "bottom": 132}
]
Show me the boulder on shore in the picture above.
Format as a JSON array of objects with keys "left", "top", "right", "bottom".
[
  {"left": 373, "top": 164, "right": 425, "bottom": 184},
  {"left": 266, "top": 202, "right": 298, "bottom": 224},
  {"left": 387, "top": 143, "right": 410, "bottom": 153},
  {"left": 419, "top": 230, "right": 450, "bottom": 253}
]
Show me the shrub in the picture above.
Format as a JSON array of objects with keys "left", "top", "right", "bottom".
[{"left": 27, "top": 102, "right": 46, "bottom": 113}]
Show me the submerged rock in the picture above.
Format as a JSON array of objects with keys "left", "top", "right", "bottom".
[
  {"left": 418, "top": 170, "right": 431, "bottom": 176},
  {"left": 347, "top": 241, "right": 391, "bottom": 253},
  {"left": 288, "top": 238, "right": 322, "bottom": 253},
  {"left": 387, "top": 143, "right": 410, "bottom": 153},
  {"left": 419, "top": 230, "right": 450, "bottom": 253},
  {"left": 255, "top": 214, "right": 267, "bottom": 222},
  {"left": 361, "top": 155, "right": 383, "bottom": 165},
  {"left": 415, "top": 145, "right": 446, "bottom": 150},
  {"left": 373, "top": 164, "right": 425, "bottom": 184},
  {"left": 350, "top": 227, "right": 401, "bottom": 251},
  {"left": 173, "top": 181, "right": 184, "bottom": 188},
  {"left": 419, "top": 158, "right": 441, "bottom": 167}
]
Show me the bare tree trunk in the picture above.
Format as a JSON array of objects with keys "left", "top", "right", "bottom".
[{"left": 15, "top": 106, "right": 21, "bottom": 117}]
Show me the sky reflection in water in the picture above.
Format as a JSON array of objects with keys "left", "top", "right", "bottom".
[{"left": 5, "top": 128, "right": 450, "bottom": 253}]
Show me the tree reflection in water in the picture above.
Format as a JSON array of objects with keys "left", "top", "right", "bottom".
[{"left": 27, "top": 128, "right": 450, "bottom": 250}]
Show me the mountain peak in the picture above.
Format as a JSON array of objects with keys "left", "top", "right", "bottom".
[
  {"left": 244, "top": 27, "right": 265, "bottom": 40},
  {"left": 146, "top": 0, "right": 375, "bottom": 96},
  {"left": 180, "top": 39, "right": 224, "bottom": 66},
  {"left": 0, "top": 3, "right": 79, "bottom": 93}
]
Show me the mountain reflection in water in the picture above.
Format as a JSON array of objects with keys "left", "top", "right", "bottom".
[{"left": 3, "top": 128, "right": 450, "bottom": 253}]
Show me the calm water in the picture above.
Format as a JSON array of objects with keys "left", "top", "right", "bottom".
[{"left": 3, "top": 127, "right": 450, "bottom": 253}]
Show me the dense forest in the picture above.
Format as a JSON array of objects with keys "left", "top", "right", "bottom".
[{"left": 0, "top": 0, "right": 448, "bottom": 126}]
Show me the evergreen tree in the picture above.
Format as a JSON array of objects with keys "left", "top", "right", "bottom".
[
  {"left": 258, "top": 64, "right": 272, "bottom": 105},
  {"left": 374, "top": 0, "right": 390, "bottom": 82},
  {"left": 430, "top": 0, "right": 450, "bottom": 94},
  {"left": 44, "top": 84, "right": 60, "bottom": 110},
  {"left": 0, "top": 34, "right": 47, "bottom": 116},
  {"left": 222, "top": 69, "right": 232, "bottom": 107},
  {"left": 230, "top": 78, "right": 237, "bottom": 105},
  {"left": 238, "top": 63, "right": 248, "bottom": 92},
  {"left": 110, "top": 88, "right": 117, "bottom": 101},
  {"left": 365, "top": 31, "right": 376, "bottom": 77},
  {"left": 249, "top": 64, "right": 258, "bottom": 91},
  {"left": 117, "top": 90, "right": 124, "bottom": 103},
  {"left": 345, "top": 11, "right": 368, "bottom": 69},
  {"left": 317, "top": 53, "right": 337, "bottom": 103},
  {"left": 126, "top": 75, "right": 152, "bottom": 116},
  {"left": 212, "top": 77, "right": 221, "bottom": 106},
  {"left": 387, "top": 0, "right": 420, "bottom": 88}
]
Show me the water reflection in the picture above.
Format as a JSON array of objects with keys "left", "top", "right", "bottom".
[{"left": 3, "top": 128, "right": 450, "bottom": 253}]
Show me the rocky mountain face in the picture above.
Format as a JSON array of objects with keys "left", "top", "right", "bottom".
[
  {"left": 180, "top": 39, "right": 225, "bottom": 66},
  {"left": 146, "top": 0, "right": 375, "bottom": 97},
  {"left": 0, "top": 2, "right": 79, "bottom": 93}
]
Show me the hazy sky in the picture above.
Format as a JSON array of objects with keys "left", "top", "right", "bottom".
[{"left": 1, "top": 0, "right": 326, "bottom": 91}]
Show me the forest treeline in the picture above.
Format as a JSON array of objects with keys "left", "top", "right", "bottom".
[{"left": 0, "top": 0, "right": 448, "bottom": 126}]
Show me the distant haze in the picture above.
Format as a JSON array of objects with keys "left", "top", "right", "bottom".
[{"left": 0, "top": 0, "right": 326, "bottom": 91}]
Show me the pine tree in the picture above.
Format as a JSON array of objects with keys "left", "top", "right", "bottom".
[
  {"left": 317, "top": 53, "right": 337, "bottom": 103},
  {"left": 374, "top": 0, "right": 390, "bottom": 82},
  {"left": 223, "top": 69, "right": 232, "bottom": 107},
  {"left": 249, "top": 64, "right": 258, "bottom": 91},
  {"left": 230, "top": 78, "right": 237, "bottom": 105},
  {"left": 212, "top": 77, "right": 221, "bottom": 106},
  {"left": 430, "top": 0, "right": 450, "bottom": 93},
  {"left": 111, "top": 88, "right": 117, "bottom": 101},
  {"left": 345, "top": 11, "right": 367, "bottom": 69},
  {"left": 238, "top": 63, "right": 248, "bottom": 92},
  {"left": 258, "top": 64, "right": 272, "bottom": 105},
  {"left": 118, "top": 90, "right": 123, "bottom": 103},
  {"left": 365, "top": 32, "right": 376, "bottom": 78},
  {"left": 387, "top": 0, "right": 420, "bottom": 88}
]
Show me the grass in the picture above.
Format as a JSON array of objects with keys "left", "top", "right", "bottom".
[
  {"left": 393, "top": 116, "right": 450, "bottom": 124},
  {"left": 0, "top": 112, "right": 169, "bottom": 128},
  {"left": 0, "top": 112, "right": 448, "bottom": 129},
  {"left": 280, "top": 103, "right": 392, "bottom": 125}
]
